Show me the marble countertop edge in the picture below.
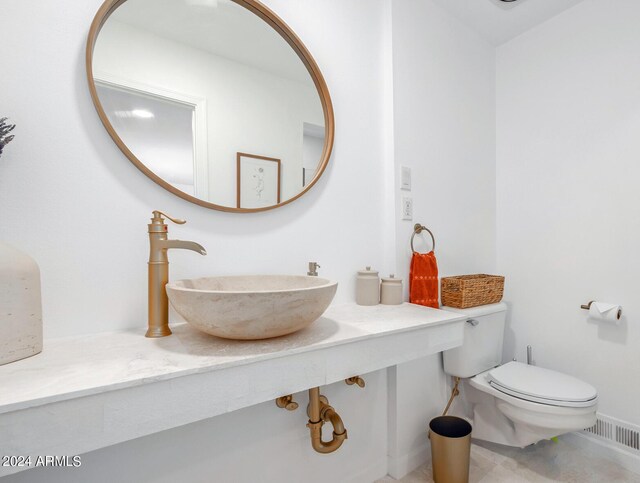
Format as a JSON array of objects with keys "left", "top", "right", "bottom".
[{"left": 0, "top": 303, "right": 465, "bottom": 415}]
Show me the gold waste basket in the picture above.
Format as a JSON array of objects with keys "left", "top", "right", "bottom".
[{"left": 429, "top": 416, "right": 472, "bottom": 483}]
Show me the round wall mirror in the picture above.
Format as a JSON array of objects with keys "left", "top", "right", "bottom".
[{"left": 87, "top": 0, "right": 334, "bottom": 212}]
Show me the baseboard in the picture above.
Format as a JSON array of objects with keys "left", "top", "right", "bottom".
[
  {"left": 387, "top": 442, "right": 430, "bottom": 480},
  {"left": 565, "top": 432, "right": 640, "bottom": 476}
]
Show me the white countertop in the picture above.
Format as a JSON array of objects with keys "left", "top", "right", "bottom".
[
  {"left": 0, "top": 303, "right": 464, "bottom": 415},
  {"left": 0, "top": 302, "right": 466, "bottom": 477}
]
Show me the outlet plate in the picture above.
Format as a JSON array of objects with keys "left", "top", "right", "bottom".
[{"left": 401, "top": 197, "right": 413, "bottom": 220}]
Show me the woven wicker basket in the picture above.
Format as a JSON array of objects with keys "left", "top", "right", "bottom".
[{"left": 441, "top": 274, "right": 505, "bottom": 309}]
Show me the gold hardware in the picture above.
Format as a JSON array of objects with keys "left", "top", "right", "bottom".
[
  {"left": 411, "top": 223, "right": 436, "bottom": 253},
  {"left": 306, "top": 387, "right": 347, "bottom": 454},
  {"left": 345, "top": 376, "right": 365, "bottom": 388},
  {"left": 442, "top": 377, "right": 461, "bottom": 416},
  {"left": 275, "top": 395, "right": 299, "bottom": 411},
  {"left": 580, "top": 301, "right": 594, "bottom": 310},
  {"left": 152, "top": 210, "right": 186, "bottom": 225},
  {"left": 147, "top": 211, "right": 206, "bottom": 338},
  {"left": 307, "top": 261, "right": 321, "bottom": 276}
]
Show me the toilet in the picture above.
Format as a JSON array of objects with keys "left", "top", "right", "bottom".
[{"left": 442, "top": 303, "right": 598, "bottom": 448}]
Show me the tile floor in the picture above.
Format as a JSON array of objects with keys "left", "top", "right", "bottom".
[{"left": 377, "top": 437, "right": 640, "bottom": 482}]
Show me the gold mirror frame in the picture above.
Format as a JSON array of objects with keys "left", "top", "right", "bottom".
[{"left": 86, "top": 0, "right": 334, "bottom": 213}]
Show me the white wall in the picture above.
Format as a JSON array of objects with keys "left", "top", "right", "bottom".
[
  {"left": 0, "top": 0, "right": 389, "bottom": 339},
  {"left": 94, "top": 19, "right": 324, "bottom": 206},
  {"left": 391, "top": 0, "right": 497, "bottom": 293},
  {"left": 496, "top": 0, "right": 640, "bottom": 425},
  {"left": 0, "top": 0, "right": 398, "bottom": 481},
  {"left": 387, "top": 355, "right": 449, "bottom": 478},
  {"left": 387, "top": 0, "right": 496, "bottom": 477},
  {"left": 0, "top": 0, "right": 500, "bottom": 480}
]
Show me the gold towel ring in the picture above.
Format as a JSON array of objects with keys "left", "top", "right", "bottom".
[{"left": 411, "top": 223, "right": 436, "bottom": 253}]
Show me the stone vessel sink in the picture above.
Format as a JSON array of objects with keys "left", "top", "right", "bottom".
[{"left": 166, "top": 275, "right": 338, "bottom": 340}]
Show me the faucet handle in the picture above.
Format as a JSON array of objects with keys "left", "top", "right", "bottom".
[{"left": 152, "top": 210, "right": 186, "bottom": 225}]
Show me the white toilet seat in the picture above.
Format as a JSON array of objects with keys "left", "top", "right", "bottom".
[
  {"left": 486, "top": 362, "right": 598, "bottom": 408},
  {"left": 489, "top": 381, "right": 597, "bottom": 408},
  {"left": 470, "top": 363, "right": 598, "bottom": 413}
]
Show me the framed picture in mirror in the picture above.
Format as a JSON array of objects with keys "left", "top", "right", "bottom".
[{"left": 237, "top": 153, "right": 281, "bottom": 209}]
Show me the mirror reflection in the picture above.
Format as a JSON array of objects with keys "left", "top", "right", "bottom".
[{"left": 92, "top": 0, "right": 327, "bottom": 210}]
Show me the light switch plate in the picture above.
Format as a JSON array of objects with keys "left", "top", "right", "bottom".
[
  {"left": 401, "top": 197, "right": 413, "bottom": 220},
  {"left": 401, "top": 166, "right": 411, "bottom": 191}
]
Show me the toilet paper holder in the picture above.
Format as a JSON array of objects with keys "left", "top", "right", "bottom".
[
  {"left": 580, "top": 300, "right": 622, "bottom": 320},
  {"left": 580, "top": 301, "right": 595, "bottom": 310}
]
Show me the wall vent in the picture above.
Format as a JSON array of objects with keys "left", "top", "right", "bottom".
[{"left": 584, "top": 413, "right": 640, "bottom": 454}]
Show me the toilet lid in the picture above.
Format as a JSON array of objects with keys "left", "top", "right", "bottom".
[{"left": 487, "top": 362, "right": 597, "bottom": 407}]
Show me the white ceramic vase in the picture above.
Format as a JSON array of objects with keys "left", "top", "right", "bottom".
[{"left": 0, "top": 242, "right": 43, "bottom": 365}]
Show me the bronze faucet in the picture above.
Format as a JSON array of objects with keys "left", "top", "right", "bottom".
[{"left": 147, "top": 210, "right": 206, "bottom": 338}]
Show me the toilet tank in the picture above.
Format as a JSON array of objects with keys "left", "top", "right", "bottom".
[{"left": 442, "top": 302, "right": 508, "bottom": 378}]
